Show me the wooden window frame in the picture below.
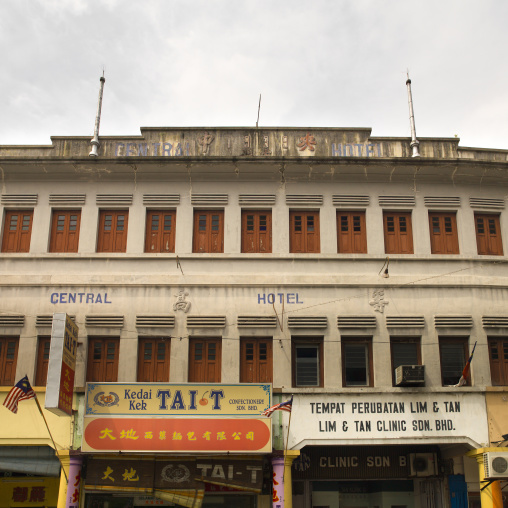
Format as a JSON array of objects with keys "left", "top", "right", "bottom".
[
  {"left": 188, "top": 338, "right": 222, "bottom": 383},
  {"left": 240, "top": 337, "right": 273, "bottom": 383},
  {"left": 35, "top": 336, "right": 51, "bottom": 386},
  {"left": 192, "top": 210, "right": 224, "bottom": 253},
  {"left": 429, "top": 212, "right": 459, "bottom": 254},
  {"left": 86, "top": 337, "right": 120, "bottom": 382},
  {"left": 390, "top": 337, "right": 421, "bottom": 386},
  {"left": 488, "top": 337, "right": 508, "bottom": 386},
  {"left": 0, "top": 337, "right": 19, "bottom": 386},
  {"left": 337, "top": 211, "right": 367, "bottom": 253},
  {"left": 137, "top": 337, "right": 171, "bottom": 382},
  {"left": 145, "top": 210, "right": 176, "bottom": 253},
  {"left": 290, "top": 211, "right": 320, "bottom": 253},
  {"left": 97, "top": 210, "right": 129, "bottom": 253},
  {"left": 439, "top": 337, "right": 469, "bottom": 386},
  {"left": 291, "top": 337, "right": 323, "bottom": 387},
  {"left": 341, "top": 337, "right": 374, "bottom": 387},
  {"left": 475, "top": 213, "right": 503, "bottom": 256},
  {"left": 241, "top": 210, "right": 272, "bottom": 253},
  {"left": 383, "top": 211, "right": 414, "bottom": 254},
  {"left": 2, "top": 210, "right": 33, "bottom": 253},
  {"left": 49, "top": 210, "right": 81, "bottom": 253}
]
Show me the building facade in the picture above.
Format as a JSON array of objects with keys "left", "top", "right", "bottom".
[{"left": 0, "top": 127, "right": 507, "bottom": 508}]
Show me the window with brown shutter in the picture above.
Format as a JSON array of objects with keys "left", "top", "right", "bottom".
[
  {"left": 342, "top": 337, "right": 373, "bottom": 387},
  {"left": 290, "top": 211, "right": 320, "bottom": 253},
  {"left": 383, "top": 212, "right": 414, "bottom": 254},
  {"left": 2, "top": 210, "right": 33, "bottom": 253},
  {"left": 145, "top": 210, "right": 176, "bottom": 253},
  {"left": 188, "top": 338, "right": 221, "bottom": 382},
  {"left": 337, "top": 211, "right": 367, "bottom": 253},
  {"left": 475, "top": 214, "right": 503, "bottom": 255},
  {"left": 240, "top": 338, "right": 273, "bottom": 383},
  {"left": 97, "top": 210, "right": 128, "bottom": 253},
  {"left": 429, "top": 212, "right": 459, "bottom": 254},
  {"left": 0, "top": 337, "right": 18, "bottom": 386},
  {"left": 86, "top": 337, "right": 119, "bottom": 382},
  {"left": 241, "top": 211, "right": 272, "bottom": 253},
  {"left": 292, "top": 338, "right": 323, "bottom": 387},
  {"left": 49, "top": 210, "right": 81, "bottom": 253},
  {"left": 35, "top": 336, "right": 51, "bottom": 386},
  {"left": 488, "top": 338, "right": 508, "bottom": 386},
  {"left": 193, "top": 211, "right": 224, "bottom": 253},
  {"left": 137, "top": 337, "right": 171, "bottom": 382}
]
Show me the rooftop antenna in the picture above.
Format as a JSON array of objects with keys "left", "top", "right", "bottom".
[
  {"left": 256, "top": 94, "right": 261, "bottom": 128},
  {"left": 89, "top": 71, "right": 106, "bottom": 157},
  {"left": 406, "top": 71, "right": 420, "bottom": 157}
]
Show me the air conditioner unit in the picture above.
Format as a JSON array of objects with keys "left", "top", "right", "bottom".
[
  {"left": 483, "top": 452, "right": 508, "bottom": 480},
  {"left": 409, "top": 453, "right": 438, "bottom": 477},
  {"left": 395, "top": 365, "right": 425, "bottom": 386}
]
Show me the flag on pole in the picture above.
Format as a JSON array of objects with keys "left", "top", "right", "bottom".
[
  {"left": 3, "top": 375, "right": 35, "bottom": 414},
  {"left": 456, "top": 341, "right": 477, "bottom": 387},
  {"left": 262, "top": 396, "right": 293, "bottom": 417}
]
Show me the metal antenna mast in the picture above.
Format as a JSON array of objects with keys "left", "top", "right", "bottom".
[
  {"left": 89, "top": 72, "right": 106, "bottom": 157},
  {"left": 256, "top": 94, "right": 261, "bottom": 128},
  {"left": 406, "top": 72, "right": 420, "bottom": 157}
]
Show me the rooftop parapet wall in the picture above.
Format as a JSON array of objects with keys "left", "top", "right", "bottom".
[{"left": 0, "top": 127, "right": 504, "bottom": 161}]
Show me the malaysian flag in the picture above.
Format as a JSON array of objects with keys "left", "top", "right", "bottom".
[
  {"left": 262, "top": 396, "right": 293, "bottom": 417},
  {"left": 3, "top": 376, "right": 35, "bottom": 414},
  {"left": 456, "top": 341, "right": 477, "bottom": 387}
]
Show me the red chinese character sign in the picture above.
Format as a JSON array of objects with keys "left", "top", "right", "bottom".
[
  {"left": 82, "top": 418, "right": 271, "bottom": 453},
  {"left": 45, "top": 313, "right": 78, "bottom": 416}
]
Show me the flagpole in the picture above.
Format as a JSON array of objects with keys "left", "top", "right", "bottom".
[
  {"left": 282, "top": 395, "right": 293, "bottom": 484},
  {"left": 33, "top": 394, "right": 68, "bottom": 483}
]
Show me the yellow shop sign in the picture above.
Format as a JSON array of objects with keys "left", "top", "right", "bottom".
[{"left": 85, "top": 383, "right": 272, "bottom": 416}]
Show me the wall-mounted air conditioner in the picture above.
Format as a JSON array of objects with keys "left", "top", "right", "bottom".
[
  {"left": 395, "top": 365, "right": 425, "bottom": 386},
  {"left": 483, "top": 452, "right": 508, "bottom": 480},
  {"left": 409, "top": 453, "right": 438, "bottom": 477}
]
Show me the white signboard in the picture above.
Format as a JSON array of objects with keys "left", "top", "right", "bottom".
[{"left": 288, "top": 393, "right": 488, "bottom": 449}]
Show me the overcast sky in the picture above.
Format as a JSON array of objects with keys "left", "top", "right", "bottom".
[{"left": 1, "top": 1, "right": 507, "bottom": 149}]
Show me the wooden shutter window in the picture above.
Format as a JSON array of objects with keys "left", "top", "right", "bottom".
[
  {"left": 193, "top": 211, "right": 224, "bottom": 253},
  {"left": 188, "top": 338, "right": 221, "bottom": 382},
  {"left": 145, "top": 210, "right": 176, "bottom": 253},
  {"left": 241, "top": 211, "right": 272, "bottom": 253},
  {"left": 2, "top": 210, "right": 33, "bottom": 253},
  {"left": 383, "top": 212, "right": 414, "bottom": 254},
  {"left": 475, "top": 214, "right": 503, "bottom": 255},
  {"left": 49, "top": 210, "right": 81, "bottom": 253},
  {"left": 240, "top": 338, "right": 273, "bottom": 383},
  {"left": 337, "top": 211, "right": 367, "bottom": 253},
  {"left": 0, "top": 338, "right": 18, "bottom": 386},
  {"left": 35, "top": 337, "right": 51, "bottom": 386},
  {"left": 137, "top": 338, "right": 170, "bottom": 382},
  {"left": 429, "top": 212, "right": 459, "bottom": 254},
  {"left": 488, "top": 338, "right": 508, "bottom": 386},
  {"left": 97, "top": 210, "right": 129, "bottom": 253},
  {"left": 290, "top": 211, "right": 320, "bottom": 253},
  {"left": 86, "top": 338, "right": 119, "bottom": 382}
]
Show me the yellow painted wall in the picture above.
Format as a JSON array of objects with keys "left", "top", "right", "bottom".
[{"left": 486, "top": 389, "right": 508, "bottom": 444}]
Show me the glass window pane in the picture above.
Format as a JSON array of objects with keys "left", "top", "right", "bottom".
[
  {"left": 345, "top": 344, "right": 368, "bottom": 386},
  {"left": 295, "top": 345, "right": 319, "bottom": 386},
  {"left": 392, "top": 342, "right": 418, "bottom": 370},
  {"left": 9, "top": 216, "right": 18, "bottom": 231},
  {"left": 441, "top": 343, "right": 465, "bottom": 385}
]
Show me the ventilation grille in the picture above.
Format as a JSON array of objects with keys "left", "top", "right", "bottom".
[
  {"left": 1, "top": 194, "right": 38, "bottom": 206},
  {"left": 287, "top": 316, "right": 327, "bottom": 329},
  {"left": 424, "top": 197, "right": 461, "bottom": 208},
  {"left": 337, "top": 316, "right": 377, "bottom": 328},
  {"left": 238, "top": 194, "right": 276, "bottom": 206},
  {"left": 378, "top": 196, "right": 416, "bottom": 207},
  {"left": 386, "top": 316, "right": 425, "bottom": 328},
  {"left": 286, "top": 195, "right": 323, "bottom": 206},
  {"left": 434, "top": 315, "right": 473, "bottom": 328},
  {"left": 85, "top": 315, "right": 124, "bottom": 328},
  {"left": 36, "top": 315, "right": 76, "bottom": 327},
  {"left": 136, "top": 315, "right": 175, "bottom": 328},
  {"left": 96, "top": 194, "right": 133, "bottom": 206},
  {"left": 49, "top": 194, "right": 86, "bottom": 205},
  {"left": 333, "top": 195, "right": 370, "bottom": 207},
  {"left": 191, "top": 194, "right": 228, "bottom": 206},
  {"left": 0, "top": 315, "right": 24, "bottom": 327},
  {"left": 482, "top": 316, "right": 508, "bottom": 328},
  {"left": 187, "top": 316, "right": 226, "bottom": 328},
  {"left": 237, "top": 316, "right": 278, "bottom": 328},
  {"left": 470, "top": 197, "right": 505, "bottom": 210},
  {"left": 143, "top": 194, "right": 180, "bottom": 206}
]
